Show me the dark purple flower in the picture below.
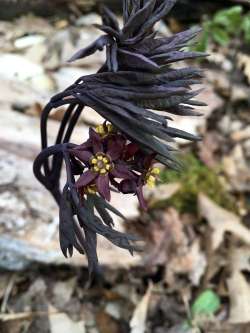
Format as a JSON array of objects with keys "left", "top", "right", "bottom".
[
  {"left": 119, "top": 152, "right": 160, "bottom": 210},
  {"left": 118, "top": 178, "right": 146, "bottom": 210},
  {"left": 70, "top": 128, "right": 136, "bottom": 201},
  {"left": 68, "top": 126, "right": 160, "bottom": 209}
]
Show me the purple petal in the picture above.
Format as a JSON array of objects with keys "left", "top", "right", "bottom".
[
  {"left": 136, "top": 185, "right": 147, "bottom": 211},
  {"left": 119, "top": 179, "right": 137, "bottom": 194},
  {"left": 107, "top": 137, "right": 125, "bottom": 161},
  {"left": 75, "top": 170, "right": 97, "bottom": 188},
  {"left": 89, "top": 127, "right": 102, "bottom": 142},
  {"left": 89, "top": 128, "right": 103, "bottom": 154},
  {"left": 111, "top": 164, "right": 136, "bottom": 180},
  {"left": 96, "top": 175, "right": 111, "bottom": 201},
  {"left": 124, "top": 143, "right": 139, "bottom": 160},
  {"left": 93, "top": 141, "right": 103, "bottom": 154},
  {"left": 76, "top": 139, "right": 92, "bottom": 150},
  {"left": 70, "top": 149, "right": 92, "bottom": 162}
]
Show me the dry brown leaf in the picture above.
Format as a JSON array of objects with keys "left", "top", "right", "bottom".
[
  {"left": 145, "top": 208, "right": 187, "bottom": 267},
  {"left": 130, "top": 284, "right": 153, "bottom": 333},
  {"left": 237, "top": 53, "right": 250, "bottom": 84},
  {"left": 25, "top": 102, "right": 43, "bottom": 117},
  {"left": 26, "top": 103, "right": 68, "bottom": 122},
  {"left": 95, "top": 311, "right": 121, "bottom": 333},
  {"left": 144, "top": 183, "right": 181, "bottom": 206},
  {"left": 149, "top": 209, "right": 206, "bottom": 286},
  {"left": 206, "top": 69, "right": 231, "bottom": 97},
  {"left": 52, "top": 277, "right": 77, "bottom": 307},
  {"left": 166, "top": 240, "right": 206, "bottom": 286},
  {"left": 222, "top": 145, "right": 250, "bottom": 191},
  {"left": 185, "top": 241, "right": 207, "bottom": 286},
  {"left": 143, "top": 208, "right": 206, "bottom": 285},
  {"left": 48, "top": 305, "right": 86, "bottom": 333},
  {"left": 228, "top": 271, "right": 250, "bottom": 324},
  {"left": 231, "top": 84, "right": 249, "bottom": 102},
  {"left": 227, "top": 245, "right": 250, "bottom": 324},
  {"left": 198, "top": 194, "right": 250, "bottom": 249},
  {"left": 230, "top": 246, "right": 250, "bottom": 273},
  {"left": 162, "top": 208, "right": 187, "bottom": 246},
  {"left": 198, "top": 132, "right": 221, "bottom": 168},
  {"left": 231, "top": 126, "right": 250, "bottom": 142}
]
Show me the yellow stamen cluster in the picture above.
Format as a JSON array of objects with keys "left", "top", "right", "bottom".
[
  {"left": 145, "top": 167, "right": 160, "bottom": 188},
  {"left": 95, "top": 123, "right": 115, "bottom": 137},
  {"left": 85, "top": 184, "right": 97, "bottom": 194},
  {"left": 90, "top": 153, "right": 113, "bottom": 175}
]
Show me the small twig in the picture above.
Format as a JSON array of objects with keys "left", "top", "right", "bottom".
[
  {"left": 1, "top": 274, "right": 16, "bottom": 314},
  {"left": 0, "top": 310, "right": 60, "bottom": 322}
]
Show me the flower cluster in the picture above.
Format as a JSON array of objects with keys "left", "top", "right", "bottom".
[
  {"left": 33, "top": 0, "right": 205, "bottom": 277},
  {"left": 69, "top": 124, "right": 160, "bottom": 210}
]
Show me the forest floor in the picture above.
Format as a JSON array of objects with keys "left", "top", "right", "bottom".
[{"left": 0, "top": 6, "right": 250, "bottom": 333}]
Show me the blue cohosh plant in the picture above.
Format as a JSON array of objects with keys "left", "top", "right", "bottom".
[{"left": 33, "top": 0, "right": 206, "bottom": 277}]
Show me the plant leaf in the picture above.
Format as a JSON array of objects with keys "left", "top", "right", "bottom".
[{"left": 191, "top": 290, "right": 221, "bottom": 318}]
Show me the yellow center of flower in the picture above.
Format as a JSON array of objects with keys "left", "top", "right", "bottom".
[
  {"left": 145, "top": 167, "right": 160, "bottom": 188},
  {"left": 90, "top": 153, "right": 113, "bottom": 175},
  {"left": 95, "top": 123, "right": 115, "bottom": 137},
  {"left": 85, "top": 184, "right": 97, "bottom": 194}
]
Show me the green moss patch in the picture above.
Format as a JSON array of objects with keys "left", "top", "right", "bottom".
[{"left": 159, "top": 154, "right": 235, "bottom": 213}]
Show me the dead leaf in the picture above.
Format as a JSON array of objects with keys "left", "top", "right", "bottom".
[
  {"left": 0, "top": 320, "right": 30, "bottom": 333},
  {"left": 162, "top": 209, "right": 206, "bottom": 286},
  {"left": 230, "top": 246, "right": 250, "bottom": 273},
  {"left": 143, "top": 208, "right": 206, "bottom": 285},
  {"left": 55, "top": 20, "right": 69, "bottom": 29},
  {"left": 198, "top": 132, "right": 221, "bottom": 168},
  {"left": 52, "top": 277, "right": 77, "bottom": 307},
  {"left": 49, "top": 305, "right": 86, "bottom": 333},
  {"left": 26, "top": 103, "right": 69, "bottom": 122},
  {"left": 206, "top": 69, "right": 231, "bottom": 97},
  {"left": 231, "top": 84, "right": 249, "bottom": 102},
  {"left": 237, "top": 53, "right": 250, "bottom": 84},
  {"left": 228, "top": 271, "right": 250, "bottom": 324},
  {"left": 144, "top": 183, "right": 181, "bottom": 206},
  {"left": 198, "top": 194, "right": 250, "bottom": 250},
  {"left": 160, "top": 208, "right": 187, "bottom": 246},
  {"left": 208, "top": 52, "right": 233, "bottom": 72},
  {"left": 146, "top": 208, "right": 187, "bottom": 267},
  {"left": 130, "top": 284, "right": 153, "bottom": 333},
  {"left": 186, "top": 241, "right": 207, "bottom": 286},
  {"left": 198, "top": 83, "right": 224, "bottom": 117},
  {"left": 222, "top": 145, "right": 250, "bottom": 191},
  {"left": 25, "top": 102, "right": 43, "bottom": 117},
  {"left": 96, "top": 311, "right": 121, "bottom": 333},
  {"left": 167, "top": 240, "right": 207, "bottom": 286},
  {"left": 231, "top": 126, "right": 250, "bottom": 142}
]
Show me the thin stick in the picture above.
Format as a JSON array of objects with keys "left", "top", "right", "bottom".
[
  {"left": 0, "top": 310, "right": 60, "bottom": 322},
  {"left": 1, "top": 274, "right": 16, "bottom": 313}
]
